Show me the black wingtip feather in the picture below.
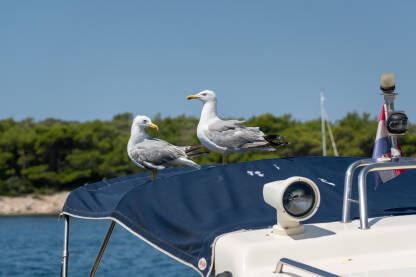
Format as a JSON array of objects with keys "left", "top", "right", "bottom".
[
  {"left": 264, "top": 134, "right": 289, "bottom": 147},
  {"left": 185, "top": 144, "right": 203, "bottom": 153}
]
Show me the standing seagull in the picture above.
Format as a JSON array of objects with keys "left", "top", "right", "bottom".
[
  {"left": 187, "top": 90, "right": 288, "bottom": 164},
  {"left": 127, "top": 115, "right": 202, "bottom": 181}
]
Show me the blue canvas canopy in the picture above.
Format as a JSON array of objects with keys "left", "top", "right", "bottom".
[{"left": 62, "top": 156, "right": 416, "bottom": 276}]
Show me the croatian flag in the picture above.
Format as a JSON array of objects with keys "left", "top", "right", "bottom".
[{"left": 372, "top": 104, "right": 404, "bottom": 185}]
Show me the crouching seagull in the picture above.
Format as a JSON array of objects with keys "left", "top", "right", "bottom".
[
  {"left": 187, "top": 90, "right": 288, "bottom": 164},
  {"left": 127, "top": 115, "right": 202, "bottom": 180}
]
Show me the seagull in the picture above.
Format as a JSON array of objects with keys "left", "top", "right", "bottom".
[
  {"left": 127, "top": 115, "right": 202, "bottom": 180},
  {"left": 187, "top": 90, "right": 288, "bottom": 164}
]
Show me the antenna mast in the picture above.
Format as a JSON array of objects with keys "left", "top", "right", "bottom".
[
  {"left": 320, "top": 91, "right": 339, "bottom": 156},
  {"left": 320, "top": 91, "right": 326, "bottom": 156}
]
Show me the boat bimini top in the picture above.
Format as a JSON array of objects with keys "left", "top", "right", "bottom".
[{"left": 60, "top": 156, "right": 416, "bottom": 277}]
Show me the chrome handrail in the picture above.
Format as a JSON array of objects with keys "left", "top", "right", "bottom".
[
  {"left": 357, "top": 161, "right": 416, "bottom": 229},
  {"left": 274, "top": 258, "right": 340, "bottom": 277},
  {"left": 342, "top": 159, "right": 372, "bottom": 223},
  {"left": 342, "top": 158, "right": 416, "bottom": 229}
]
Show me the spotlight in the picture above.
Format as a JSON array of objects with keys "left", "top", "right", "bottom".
[{"left": 263, "top": 177, "right": 320, "bottom": 235}]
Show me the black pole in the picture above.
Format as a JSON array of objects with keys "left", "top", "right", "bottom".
[{"left": 89, "top": 221, "right": 116, "bottom": 277}]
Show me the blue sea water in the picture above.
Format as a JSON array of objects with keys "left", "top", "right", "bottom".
[{"left": 0, "top": 216, "right": 198, "bottom": 277}]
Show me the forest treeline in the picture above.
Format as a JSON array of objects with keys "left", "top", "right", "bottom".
[{"left": 1, "top": 112, "right": 415, "bottom": 196}]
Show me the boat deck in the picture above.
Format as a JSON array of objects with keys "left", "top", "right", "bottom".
[{"left": 214, "top": 214, "right": 416, "bottom": 277}]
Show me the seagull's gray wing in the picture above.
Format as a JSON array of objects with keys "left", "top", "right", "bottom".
[
  {"left": 212, "top": 119, "right": 245, "bottom": 131},
  {"left": 206, "top": 119, "right": 267, "bottom": 149},
  {"left": 129, "top": 138, "right": 186, "bottom": 170}
]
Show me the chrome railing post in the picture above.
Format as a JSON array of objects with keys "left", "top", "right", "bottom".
[
  {"left": 357, "top": 166, "right": 371, "bottom": 229},
  {"left": 342, "top": 159, "right": 370, "bottom": 223}
]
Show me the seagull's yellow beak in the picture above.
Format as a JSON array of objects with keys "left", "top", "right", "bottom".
[
  {"left": 147, "top": 123, "right": 159, "bottom": 131},
  {"left": 186, "top": 94, "right": 198, "bottom": 100}
]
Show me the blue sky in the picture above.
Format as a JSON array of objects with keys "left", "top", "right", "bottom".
[{"left": 1, "top": 1, "right": 415, "bottom": 122}]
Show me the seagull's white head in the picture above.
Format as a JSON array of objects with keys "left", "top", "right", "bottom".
[
  {"left": 132, "top": 115, "right": 159, "bottom": 131},
  {"left": 186, "top": 90, "right": 217, "bottom": 103}
]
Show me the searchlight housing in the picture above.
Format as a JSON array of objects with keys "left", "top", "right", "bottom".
[{"left": 263, "top": 177, "right": 320, "bottom": 235}]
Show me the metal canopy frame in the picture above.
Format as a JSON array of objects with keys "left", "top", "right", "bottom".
[
  {"left": 61, "top": 215, "right": 70, "bottom": 277},
  {"left": 60, "top": 216, "right": 117, "bottom": 277},
  {"left": 342, "top": 157, "right": 416, "bottom": 229}
]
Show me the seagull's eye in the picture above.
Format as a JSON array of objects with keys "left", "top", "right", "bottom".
[
  {"left": 143, "top": 120, "right": 148, "bottom": 124},
  {"left": 202, "top": 93, "right": 207, "bottom": 96}
]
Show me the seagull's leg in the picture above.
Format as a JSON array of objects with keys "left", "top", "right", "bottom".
[
  {"left": 222, "top": 154, "right": 228, "bottom": 164},
  {"left": 152, "top": 169, "right": 157, "bottom": 181}
]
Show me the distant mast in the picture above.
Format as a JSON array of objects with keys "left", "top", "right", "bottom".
[
  {"left": 320, "top": 91, "right": 339, "bottom": 157},
  {"left": 320, "top": 91, "right": 327, "bottom": 156}
]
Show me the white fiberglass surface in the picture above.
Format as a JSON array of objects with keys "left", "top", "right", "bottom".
[{"left": 214, "top": 214, "right": 416, "bottom": 277}]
